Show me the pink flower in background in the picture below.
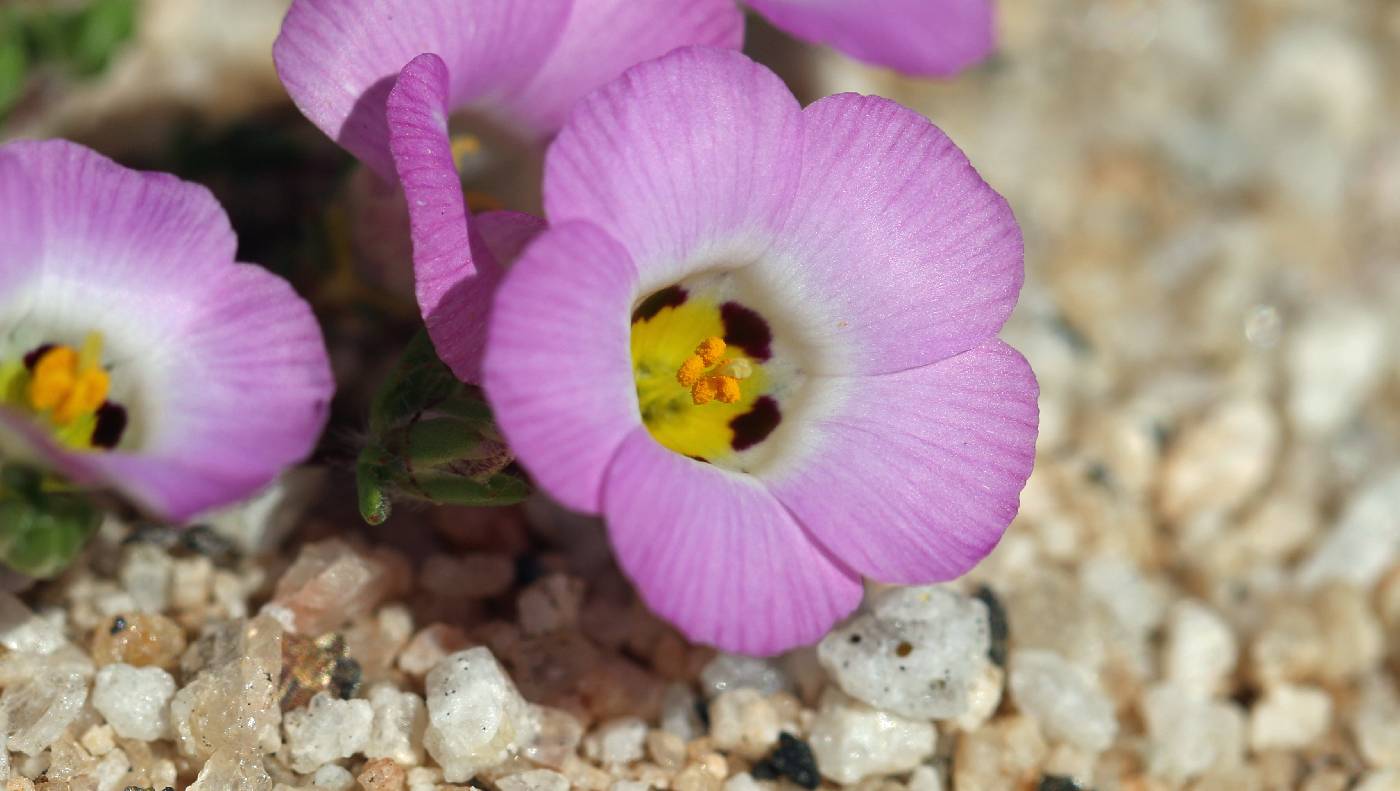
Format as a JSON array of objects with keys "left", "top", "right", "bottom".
[
  {"left": 472, "top": 47, "right": 1037, "bottom": 654},
  {"left": 0, "top": 140, "right": 333, "bottom": 523},
  {"left": 746, "top": 0, "right": 996, "bottom": 76},
  {"left": 273, "top": 0, "right": 744, "bottom": 182}
]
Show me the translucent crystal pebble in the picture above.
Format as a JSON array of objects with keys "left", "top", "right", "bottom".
[
  {"left": 423, "top": 648, "right": 538, "bottom": 782},
  {"left": 522, "top": 706, "right": 584, "bottom": 770},
  {"left": 170, "top": 617, "right": 283, "bottom": 761},
  {"left": 817, "top": 586, "right": 991, "bottom": 720},
  {"left": 186, "top": 748, "right": 273, "bottom": 791},
  {"left": 807, "top": 689, "right": 936, "bottom": 784},
  {"left": 365, "top": 682, "right": 426, "bottom": 766},
  {"left": 0, "top": 593, "right": 66, "bottom": 655},
  {"left": 91, "top": 663, "right": 175, "bottom": 741},
  {"left": 582, "top": 717, "right": 646, "bottom": 765},
  {"left": 282, "top": 692, "right": 373, "bottom": 773},
  {"left": 312, "top": 764, "right": 356, "bottom": 790},
  {"left": 269, "top": 540, "right": 407, "bottom": 635},
  {"left": 1008, "top": 650, "right": 1118, "bottom": 751},
  {"left": 699, "top": 654, "right": 791, "bottom": 697},
  {"left": 2, "top": 670, "right": 88, "bottom": 755},
  {"left": 496, "top": 769, "right": 570, "bottom": 791},
  {"left": 1143, "top": 683, "right": 1246, "bottom": 782}
]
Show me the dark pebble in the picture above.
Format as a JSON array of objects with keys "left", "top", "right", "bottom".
[
  {"left": 751, "top": 732, "right": 820, "bottom": 790},
  {"left": 974, "top": 585, "right": 1009, "bottom": 667}
]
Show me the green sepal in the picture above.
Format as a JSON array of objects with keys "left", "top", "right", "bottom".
[
  {"left": 356, "top": 329, "right": 530, "bottom": 524},
  {"left": 0, "top": 467, "right": 102, "bottom": 578}
]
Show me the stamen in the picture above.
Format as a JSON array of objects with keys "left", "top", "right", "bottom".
[
  {"left": 692, "top": 377, "right": 718, "bottom": 406},
  {"left": 24, "top": 335, "right": 112, "bottom": 426},
  {"left": 28, "top": 347, "right": 78, "bottom": 412},
  {"left": 695, "top": 336, "right": 726, "bottom": 366},
  {"left": 712, "top": 376, "right": 741, "bottom": 404},
  {"left": 450, "top": 134, "right": 482, "bottom": 168},
  {"left": 676, "top": 355, "right": 707, "bottom": 387}
]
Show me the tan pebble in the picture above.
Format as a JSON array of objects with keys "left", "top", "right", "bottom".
[
  {"left": 78, "top": 724, "right": 115, "bottom": 756},
  {"left": 90, "top": 612, "right": 187, "bottom": 670},
  {"left": 397, "top": 624, "right": 470, "bottom": 678},
  {"left": 697, "top": 753, "right": 728, "bottom": 780},
  {"left": 359, "top": 757, "right": 407, "bottom": 791},
  {"left": 673, "top": 765, "right": 721, "bottom": 791},
  {"left": 5, "top": 780, "right": 34, "bottom": 791},
  {"left": 766, "top": 692, "right": 803, "bottom": 727},
  {"left": 646, "top": 730, "right": 686, "bottom": 770},
  {"left": 685, "top": 738, "right": 715, "bottom": 762},
  {"left": 629, "top": 763, "right": 673, "bottom": 789}
]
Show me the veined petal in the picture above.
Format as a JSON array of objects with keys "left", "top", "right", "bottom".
[
  {"left": 482, "top": 222, "right": 639, "bottom": 514},
  {"left": 274, "top": 0, "right": 571, "bottom": 178},
  {"left": 503, "top": 0, "right": 744, "bottom": 134},
  {"left": 765, "top": 339, "right": 1038, "bottom": 584},
  {"left": 745, "top": 0, "right": 995, "bottom": 76},
  {"left": 754, "top": 93, "right": 1023, "bottom": 375},
  {"left": 603, "top": 428, "right": 863, "bottom": 655},
  {"left": 387, "top": 53, "right": 532, "bottom": 382},
  {"left": 544, "top": 46, "right": 803, "bottom": 290},
  {"left": 0, "top": 141, "right": 333, "bottom": 522}
]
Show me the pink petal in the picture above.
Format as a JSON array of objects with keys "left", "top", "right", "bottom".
[
  {"left": 474, "top": 210, "right": 547, "bottom": 269},
  {"left": 603, "top": 428, "right": 863, "bottom": 655},
  {"left": 388, "top": 53, "right": 497, "bottom": 382},
  {"left": 765, "top": 339, "right": 1038, "bottom": 584},
  {"left": 544, "top": 46, "right": 803, "bottom": 289},
  {"left": 753, "top": 93, "right": 1023, "bottom": 375},
  {"left": 746, "top": 0, "right": 995, "bottom": 76},
  {"left": 481, "top": 222, "right": 640, "bottom": 514},
  {"left": 274, "top": 0, "right": 571, "bottom": 179},
  {"left": 504, "top": 0, "right": 744, "bottom": 134},
  {"left": 0, "top": 141, "right": 333, "bottom": 523}
]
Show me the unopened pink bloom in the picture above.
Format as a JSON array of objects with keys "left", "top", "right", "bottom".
[
  {"left": 444, "top": 47, "right": 1036, "bottom": 654},
  {"left": 273, "top": 0, "right": 744, "bottom": 181},
  {"left": 746, "top": 0, "right": 996, "bottom": 76},
  {"left": 0, "top": 140, "right": 333, "bottom": 523}
]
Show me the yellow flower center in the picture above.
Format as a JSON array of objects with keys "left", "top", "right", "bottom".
[
  {"left": 0, "top": 333, "right": 126, "bottom": 451},
  {"left": 631, "top": 288, "right": 778, "bottom": 463}
]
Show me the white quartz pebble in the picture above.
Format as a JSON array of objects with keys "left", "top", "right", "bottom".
[{"left": 92, "top": 664, "right": 175, "bottom": 741}]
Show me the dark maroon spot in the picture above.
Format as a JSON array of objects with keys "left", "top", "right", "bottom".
[
  {"left": 22, "top": 344, "right": 55, "bottom": 370},
  {"left": 631, "top": 286, "right": 688, "bottom": 323},
  {"left": 730, "top": 396, "right": 780, "bottom": 451},
  {"left": 687, "top": 455, "right": 711, "bottom": 464},
  {"left": 721, "top": 302, "right": 772, "bottom": 360},
  {"left": 91, "top": 403, "right": 128, "bottom": 449}
]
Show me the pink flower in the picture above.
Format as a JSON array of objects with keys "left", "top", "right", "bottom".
[
  {"left": 273, "top": 0, "right": 744, "bottom": 182},
  {"left": 0, "top": 140, "right": 333, "bottom": 523},
  {"left": 746, "top": 0, "right": 995, "bottom": 76},
  {"left": 448, "top": 47, "right": 1036, "bottom": 654}
]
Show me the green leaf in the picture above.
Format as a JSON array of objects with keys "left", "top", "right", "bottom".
[
  {"left": 68, "top": 0, "right": 136, "bottom": 77},
  {"left": 356, "top": 330, "right": 531, "bottom": 523},
  {"left": 369, "top": 330, "right": 466, "bottom": 435},
  {"left": 0, "top": 482, "right": 101, "bottom": 578},
  {"left": 0, "top": 13, "right": 27, "bottom": 120}
]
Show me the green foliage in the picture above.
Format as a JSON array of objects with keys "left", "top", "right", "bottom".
[
  {"left": 356, "top": 331, "right": 529, "bottom": 525},
  {"left": 0, "top": 466, "right": 102, "bottom": 578},
  {"left": 0, "top": 0, "right": 138, "bottom": 121}
]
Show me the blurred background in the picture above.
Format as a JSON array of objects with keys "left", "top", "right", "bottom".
[{"left": 2, "top": 0, "right": 1399, "bottom": 786}]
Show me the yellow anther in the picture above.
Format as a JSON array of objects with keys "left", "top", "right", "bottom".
[
  {"left": 24, "top": 335, "right": 111, "bottom": 426},
  {"left": 695, "top": 336, "right": 726, "bottom": 366},
  {"left": 28, "top": 347, "right": 78, "bottom": 412},
  {"left": 712, "top": 375, "right": 741, "bottom": 404},
  {"left": 676, "top": 355, "right": 707, "bottom": 388},
  {"left": 450, "top": 134, "right": 482, "bottom": 167},
  {"left": 691, "top": 377, "right": 718, "bottom": 406},
  {"left": 54, "top": 369, "right": 109, "bottom": 426}
]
